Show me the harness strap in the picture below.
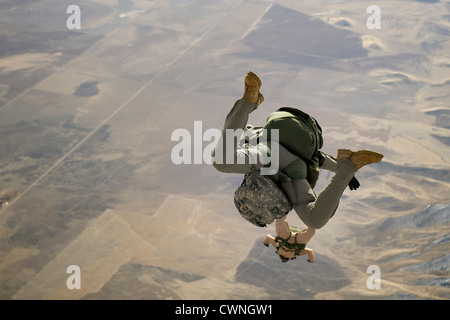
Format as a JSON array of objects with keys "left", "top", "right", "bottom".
[{"left": 275, "top": 233, "right": 305, "bottom": 255}]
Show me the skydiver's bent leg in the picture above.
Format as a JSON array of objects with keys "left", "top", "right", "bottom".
[
  {"left": 293, "top": 159, "right": 356, "bottom": 229},
  {"left": 211, "top": 98, "right": 268, "bottom": 174}
]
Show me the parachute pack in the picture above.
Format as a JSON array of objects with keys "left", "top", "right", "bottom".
[
  {"left": 234, "top": 107, "right": 323, "bottom": 227},
  {"left": 234, "top": 168, "right": 291, "bottom": 227}
]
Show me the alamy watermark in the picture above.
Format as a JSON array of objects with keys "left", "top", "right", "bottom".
[
  {"left": 65, "top": 264, "right": 381, "bottom": 291},
  {"left": 170, "top": 121, "right": 279, "bottom": 175},
  {"left": 366, "top": 265, "right": 381, "bottom": 289},
  {"left": 367, "top": 5, "right": 381, "bottom": 30},
  {"left": 67, "top": 5, "right": 380, "bottom": 31},
  {"left": 67, "top": 5, "right": 81, "bottom": 30},
  {"left": 66, "top": 265, "right": 81, "bottom": 290}
]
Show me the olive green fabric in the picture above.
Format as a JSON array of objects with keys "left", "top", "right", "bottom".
[{"left": 259, "top": 108, "right": 323, "bottom": 180}]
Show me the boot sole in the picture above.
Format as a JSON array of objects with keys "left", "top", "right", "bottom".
[
  {"left": 338, "top": 149, "right": 384, "bottom": 159},
  {"left": 338, "top": 149, "right": 384, "bottom": 168},
  {"left": 246, "top": 71, "right": 262, "bottom": 87}
]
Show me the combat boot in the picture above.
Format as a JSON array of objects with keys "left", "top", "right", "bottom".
[
  {"left": 243, "top": 71, "right": 264, "bottom": 106},
  {"left": 337, "top": 149, "right": 384, "bottom": 170}
]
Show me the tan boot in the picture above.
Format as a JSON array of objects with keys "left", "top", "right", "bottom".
[
  {"left": 337, "top": 149, "right": 384, "bottom": 170},
  {"left": 243, "top": 71, "right": 264, "bottom": 106}
]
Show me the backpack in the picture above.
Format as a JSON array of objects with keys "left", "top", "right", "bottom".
[
  {"left": 264, "top": 107, "right": 323, "bottom": 170},
  {"left": 234, "top": 107, "right": 323, "bottom": 227},
  {"left": 234, "top": 168, "right": 292, "bottom": 227}
]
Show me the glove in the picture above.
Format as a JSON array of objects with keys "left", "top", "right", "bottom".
[{"left": 348, "top": 176, "right": 360, "bottom": 191}]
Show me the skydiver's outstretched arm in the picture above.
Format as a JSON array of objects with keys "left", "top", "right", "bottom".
[
  {"left": 274, "top": 215, "right": 290, "bottom": 239},
  {"left": 263, "top": 235, "right": 277, "bottom": 247},
  {"left": 296, "top": 227, "right": 316, "bottom": 244},
  {"left": 299, "top": 248, "right": 315, "bottom": 263}
]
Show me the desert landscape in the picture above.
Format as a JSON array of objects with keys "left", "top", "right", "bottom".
[{"left": 0, "top": 0, "right": 449, "bottom": 300}]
